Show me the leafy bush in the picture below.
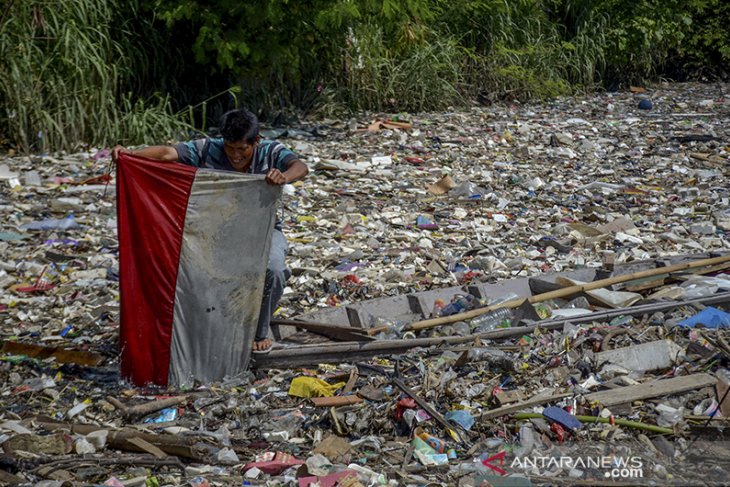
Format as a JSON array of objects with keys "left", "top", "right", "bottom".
[{"left": 669, "top": 0, "right": 730, "bottom": 80}]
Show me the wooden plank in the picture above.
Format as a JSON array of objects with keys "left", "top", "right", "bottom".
[
  {"left": 480, "top": 375, "right": 716, "bottom": 420},
  {"left": 292, "top": 253, "right": 722, "bottom": 327},
  {"left": 715, "top": 372, "right": 730, "bottom": 417},
  {"left": 0, "top": 341, "right": 104, "bottom": 366},
  {"left": 481, "top": 392, "right": 572, "bottom": 419},
  {"left": 36, "top": 421, "right": 204, "bottom": 461},
  {"left": 345, "top": 307, "right": 363, "bottom": 327},
  {"left": 586, "top": 373, "right": 716, "bottom": 407},
  {"left": 342, "top": 370, "right": 358, "bottom": 395},
  {"left": 407, "top": 294, "right": 430, "bottom": 318},
  {"left": 528, "top": 277, "right": 562, "bottom": 296},
  {"left": 391, "top": 377, "right": 458, "bottom": 438},
  {"left": 671, "top": 261, "right": 730, "bottom": 280},
  {"left": 467, "top": 286, "right": 484, "bottom": 299},
  {"left": 494, "top": 390, "right": 526, "bottom": 406},
  {"left": 311, "top": 395, "right": 363, "bottom": 407},
  {"left": 624, "top": 276, "right": 667, "bottom": 292},
  {"left": 271, "top": 319, "right": 373, "bottom": 342},
  {"left": 127, "top": 436, "right": 168, "bottom": 458},
  {"left": 255, "top": 292, "right": 730, "bottom": 368}
]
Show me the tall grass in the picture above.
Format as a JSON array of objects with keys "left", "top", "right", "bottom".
[
  {"left": 320, "top": 1, "right": 610, "bottom": 112},
  {"left": 336, "top": 23, "right": 466, "bottom": 112},
  {"left": 450, "top": 1, "right": 607, "bottom": 102},
  {"left": 0, "top": 0, "right": 189, "bottom": 153}
]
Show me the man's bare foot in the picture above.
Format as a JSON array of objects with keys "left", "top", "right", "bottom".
[{"left": 253, "top": 338, "right": 273, "bottom": 353}]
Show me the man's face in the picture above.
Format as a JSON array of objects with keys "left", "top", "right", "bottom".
[{"left": 224, "top": 136, "right": 259, "bottom": 168}]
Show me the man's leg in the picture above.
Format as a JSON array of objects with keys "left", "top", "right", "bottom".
[{"left": 254, "top": 229, "right": 290, "bottom": 350}]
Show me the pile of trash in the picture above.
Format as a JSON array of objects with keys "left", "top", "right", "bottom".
[{"left": 0, "top": 82, "right": 729, "bottom": 486}]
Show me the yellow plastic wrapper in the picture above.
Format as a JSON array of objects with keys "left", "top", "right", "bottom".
[{"left": 288, "top": 377, "right": 346, "bottom": 398}]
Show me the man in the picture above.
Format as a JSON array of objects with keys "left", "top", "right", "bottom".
[{"left": 112, "top": 109, "right": 308, "bottom": 354}]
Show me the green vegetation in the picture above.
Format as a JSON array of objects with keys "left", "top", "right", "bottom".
[
  {"left": 0, "top": 0, "right": 191, "bottom": 153},
  {"left": 1, "top": 0, "right": 728, "bottom": 152}
]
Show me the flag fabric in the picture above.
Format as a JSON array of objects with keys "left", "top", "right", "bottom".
[{"left": 116, "top": 153, "right": 280, "bottom": 387}]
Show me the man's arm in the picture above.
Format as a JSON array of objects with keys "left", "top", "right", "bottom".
[
  {"left": 111, "top": 145, "right": 180, "bottom": 163},
  {"left": 265, "top": 159, "right": 309, "bottom": 185}
]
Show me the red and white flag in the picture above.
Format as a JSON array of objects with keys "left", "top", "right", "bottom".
[{"left": 116, "top": 154, "right": 280, "bottom": 387}]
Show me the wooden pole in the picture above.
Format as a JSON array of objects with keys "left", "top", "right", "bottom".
[
  {"left": 271, "top": 318, "right": 373, "bottom": 342},
  {"left": 253, "top": 292, "right": 730, "bottom": 368},
  {"left": 370, "top": 254, "right": 730, "bottom": 335},
  {"left": 35, "top": 420, "right": 212, "bottom": 461}
]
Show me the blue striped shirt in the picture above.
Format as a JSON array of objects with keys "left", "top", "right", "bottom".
[
  {"left": 174, "top": 138, "right": 298, "bottom": 173},
  {"left": 174, "top": 138, "right": 298, "bottom": 230}
]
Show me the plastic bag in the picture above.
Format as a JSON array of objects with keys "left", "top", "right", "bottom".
[{"left": 288, "top": 377, "right": 346, "bottom": 398}]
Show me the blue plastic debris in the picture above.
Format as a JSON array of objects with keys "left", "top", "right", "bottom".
[
  {"left": 144, "top": 407, "right": 178, "bottom": 423},
  {"left": 543, "top": 406, "right": 582, "bottom": 431},
  {"left": 678, "top": 307, "right": 730, "bottom": 329},
  {"left": 416, "top": 215, "right": 438, "bottom": 230},
  {"left": 445, "top": 410, "right": 475, "bottom": 431},
  {"left": 638, "top": 99, "right": 653, "bottom": 110}
]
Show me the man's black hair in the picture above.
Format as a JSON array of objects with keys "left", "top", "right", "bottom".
[{"left": 219, "top": 109, "right": 259, "bottom": 143}]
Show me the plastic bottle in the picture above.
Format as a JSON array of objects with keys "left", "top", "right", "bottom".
[
  {"left": 655, "top": 404, "right": 684, "bottom": 427},
  {"left": 440, "top": 295, "right": 472, "bottom": 316},
  {"left": 431, "top": 299, "right": 445, "bottom": 317},
  {"left": 346, "top": 464, "right": 387, "bottom": 485},
  {"left": 514, "top": 423, "right": 535, "bottom": 457},
  {"left": 488, "top": 292, "right": 521, "bottom": 306},
  {"left": 469, "top": 308, "right": 513, "bottom": 332},
  {"left": 449, "top": 460, "right": 489, "bottom": 476},
  {"left": 452, "top": 321, "right": 471, "bottom": 336},
  {"left": 466, "top": 348, "right": 512, "bottom": 369}
]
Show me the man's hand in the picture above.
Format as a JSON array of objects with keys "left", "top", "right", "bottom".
[
  {"left": 111, "top": 145, "right": 130, "bottom": 163},
  {"left": 265, "top": 169, "right": 287, "bottom": 185},
  {"left": 110, "top": 145, "right": 180, "bottom": 163}
]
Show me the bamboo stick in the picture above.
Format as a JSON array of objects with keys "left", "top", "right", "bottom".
[
  {"left": 513, "top": 412, "right": 674, "bottom": 435},
  {"left": 379, "top": 254, "right": 730, "bottom": 334}
]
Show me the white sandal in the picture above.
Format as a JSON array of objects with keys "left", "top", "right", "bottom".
[{"left": 252, "top": 340, "right": 274, "bottom": 354}]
